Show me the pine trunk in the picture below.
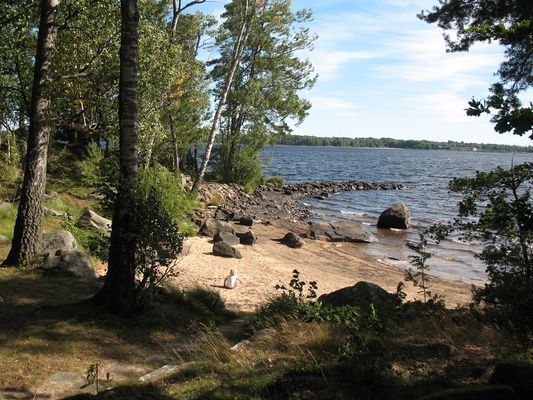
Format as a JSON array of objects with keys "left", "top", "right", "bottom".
[
  {"left": 93, "top": 0, "right": 139, "bottom": 315},
  {"left": 3, "top": 0, "right": 60, "bottom": 267}
]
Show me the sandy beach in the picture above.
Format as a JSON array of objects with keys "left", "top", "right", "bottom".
[{"left": 173, "top": 222, "right": 473, "bottom": 313}]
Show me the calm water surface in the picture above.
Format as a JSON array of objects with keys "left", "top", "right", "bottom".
[{"left": 260, "top": 146, "right": 533, "bottom": 284}]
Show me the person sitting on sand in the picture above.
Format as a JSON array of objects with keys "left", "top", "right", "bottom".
[{"left": 224, "top": 269, "right": 240, "bottom": 289}]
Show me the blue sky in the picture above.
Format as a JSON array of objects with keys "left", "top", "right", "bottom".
[{"left": 198, "top": 0, "right": 532, "bottom": 146}]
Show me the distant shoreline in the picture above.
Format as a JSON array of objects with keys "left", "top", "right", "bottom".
[{"left": 273, "top": 135, "right": 533, "bottom": 153}]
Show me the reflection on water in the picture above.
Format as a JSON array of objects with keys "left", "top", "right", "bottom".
[{"left": 261, "top": 146, "right": 533, "bottom": 283}]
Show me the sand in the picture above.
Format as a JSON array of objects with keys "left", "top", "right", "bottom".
[{"left": 173, "top": 223, "right": 473, "bottom": 314}]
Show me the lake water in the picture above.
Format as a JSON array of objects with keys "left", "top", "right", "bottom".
[{"left": 260, "top": 145, "right": 532, "bottom": 284}]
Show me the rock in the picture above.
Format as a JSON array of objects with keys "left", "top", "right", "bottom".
[
  {"left": 213, "top": 241, "right": 242, "bottom": 259},
  {"left": 42, "top": 230, "right": 78, "bottom": 254},
  {"left": 239, "top": 214, "right": 254, "bottom": 226},
  {"left": 307, "top": 221, "right": 377, "bottom": 243},
  {"left": 237, "top": 230, "right": 257, "bottom": 246},
  {"left": 180, "top": 174, "right": 192, "bottom": 190},
  {"left": 45, "top": 207, "right": 68, "bottom": 218},
  {"left": 318, "top": 281, "right": 399, "bottom": 309},
  {"left": 489, "top": 361, "right": 533, "bottom": 397},
  {"left": 40, "top": 250, "right": 96, "bottom": 281},
  {"left": 0, "top": 234, "right": 9, "bottom": 244},
  {"left": 377, "top": 203, "right": 411, "bottom": 229},
  {"left": 231, "top": 340, "right": 251, "bottom": 351},
  {"left": 44, "top": 190, "right": 59, "bottom": 200},
  {"left": 76, "top": 209, "right": 112, "bottom": 232},
  {"left": 213, "top": 231, "right": 240, "bottom": 247},
  {"left": 281, "top": 232, "right": 305, "bottom": 248},
  {"left": 417, "top": 385, "right": 517, "bottom": 400},
  {"left": 48, "top": 371, "right": 85, "bottom": 392},
  {"left": 0, "top": 202, "right": 13, "bottom": 211},
  {"left": 199, "top": 218, "right": 235, "bottom": 237},
  {"left": 139, "top": 363, "right": 196, "bottom": 383}
]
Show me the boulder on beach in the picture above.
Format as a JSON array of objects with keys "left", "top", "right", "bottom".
[
  {"left": 281, "top": 232, "right": 305, "bottom": 248},
  {"left": 377, "top": 203, "right": 411, "bottom": 229},
  {"left": 213, "top": 241, "right": 242, "bottom": 259},
  {"left": 239, "top": 215, "right": 254, "bottom": 226},
  {"left": 318, "top": 281, "right": 399, "bottom": 309},
  {"left": 307, "top": 221, "right": 377, "bottom": 243},
  {"left": 213, "top": 231, "right": 240, "bottom": 247},
  {"left": 237, "top": 230, "right": 257, "bottom": 246},
  {"left": 199, "top": 218, "right": 235, "bottom": 238}
]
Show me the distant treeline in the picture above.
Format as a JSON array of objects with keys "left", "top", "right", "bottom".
[{"left": 275, "top": 135, "right": 533, "bottom": 153}]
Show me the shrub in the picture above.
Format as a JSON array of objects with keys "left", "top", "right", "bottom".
[
  {"left": 185, "top": 286, "right": 228, "bottom": 316},
  {"left": 263, "top": 175, "right": 285, "bottom": 185},
  {"left": 133, "top": 178, "right": 184, "bottom": 306},
  {"left": 429, "top": 162, "right": 533, "bottom": 330},
  {"left": 76, "top": 142, "right": 104, "bottom": 187},
  {"left": 0, "top": 131, "right": 23, "bottom": 194},
  {"left": 137, "top": 167, "right": 200, "bottom": 236}
]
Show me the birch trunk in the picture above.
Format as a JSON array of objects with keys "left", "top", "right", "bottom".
[{"left": 191, "top": 0, "right": 251, "bottom": 192}]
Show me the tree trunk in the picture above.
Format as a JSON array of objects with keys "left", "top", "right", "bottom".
[
  {"left": 191, "top": 0, "right": 251, "bottom": 192},
  {"left": 168, "top": 114, "right": 180, "bottom": 172},
  {"left": 93, "top": 0, "right": 139, "bottom": 315},
  {"left": 3, "top": 0, "right": 60, "bottom": 267}
]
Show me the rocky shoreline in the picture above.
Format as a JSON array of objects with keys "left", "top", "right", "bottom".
[{"left": 198, "top": 180, "right": 406, "bottom": 224}]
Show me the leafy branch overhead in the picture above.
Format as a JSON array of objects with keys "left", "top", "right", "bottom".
[{"left": 419, "top": 1, "right": 533, "bottom": 138}]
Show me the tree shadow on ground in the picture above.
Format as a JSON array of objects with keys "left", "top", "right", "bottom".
[{"left": 0, "top": 268, "right": 238, "bottom": 394}]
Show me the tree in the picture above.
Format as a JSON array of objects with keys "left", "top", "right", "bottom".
[
  {"left": 93, "top": 0, "right": 140, "bottom": 314},
  {"left": 191, "top": 0, "right": 253, "bottom": 192},
  {"left": 430, "top": 163, "right": 532, "bottom": 326},
  {"left": 2, "top": 0, "right": 60, "bottom": 267},
  {"left": 419, "top": 0, "right": 533, "bottom": 138},
  {"left": 210, "top": 0, "right": 316, "bottom": 185}
]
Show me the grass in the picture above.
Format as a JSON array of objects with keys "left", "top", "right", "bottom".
[
  {"left": 0, "top": 268, "right": 235, "bottom": 397},
  {"left": 48, "top": 293, "right": 530, "bottom": 400}
]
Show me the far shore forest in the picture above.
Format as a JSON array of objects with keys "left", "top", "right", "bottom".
[
  {"left": 275, "top": 134, "right": 533, "bottom": 152},
  {"left": 0, "top": 0, "right": 532, "bottom": 399}
]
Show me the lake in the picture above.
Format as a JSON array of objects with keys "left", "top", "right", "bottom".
[{"left": 260, "top": 145, "right": 532, "bottom": 284}]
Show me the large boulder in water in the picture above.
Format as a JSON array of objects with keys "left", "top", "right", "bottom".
[
  {"left": 318, "top": 281, "right": 399, "bottom": 309},
  {"left": 307, "top": 221, "right": 377, "bottom": 243},
  {"left": 199, "top": 218, "right": 235, "bottom": 237},
  {"left": 377, "top": 203, "right": 411, "bottom": 229}
]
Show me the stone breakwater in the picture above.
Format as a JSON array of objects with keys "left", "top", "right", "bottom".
[{"left": 197, "top": 181, "right": 406, "bottom": 224}]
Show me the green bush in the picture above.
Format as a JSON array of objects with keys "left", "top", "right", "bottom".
[
  {"left": 63, "top": 222, "right": 110, "bottom": 261},
  {"left": 137, "top": 167, "right": 200, "bottom": 236},
  {"left": 76, "top": 142, "right": 104, "bottom": 187},
  {"left": 0, "top": 132, "right": 23, "bottom": 194},
  {"left": 185, "top": 286, "right": 229, "bottom": 316},
  {"left": 263, "top": 175, "right": 285, "bottom": 185}
]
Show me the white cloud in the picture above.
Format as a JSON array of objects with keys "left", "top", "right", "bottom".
[
  {"left": 309, "top": 95, "right": 359, "bottom": 116},
  {"left": 311, "top": 50, "right": 380, "bottom": 81}
]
